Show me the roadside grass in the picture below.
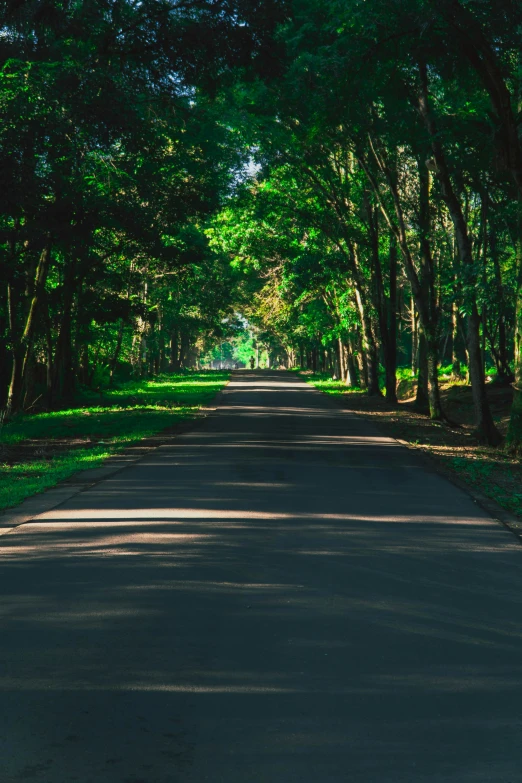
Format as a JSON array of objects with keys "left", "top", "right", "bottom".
[
  {"left": 448, "top": 453, "right": 522, "bottom": 518},
  {"left": 300, "top": 369, "right": 522, "bottom": 523},
  {"left": 0, "top": 371, "right": 229, "bottom": 511},
  {"left": 291, "top": 370, "right": 363, "bottom": 396}
]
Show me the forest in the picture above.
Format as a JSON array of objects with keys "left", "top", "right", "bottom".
[{"left": 2, "top": 0, "right": 522, "bottom": 453}]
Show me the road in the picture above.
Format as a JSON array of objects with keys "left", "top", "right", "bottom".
[{"left": 2, "top": 371, "right": 522, "bottom": 782}]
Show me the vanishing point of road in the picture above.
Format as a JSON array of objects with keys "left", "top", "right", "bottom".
[{"left": 2, "top": 371, "right": 522, "bottom": 782}]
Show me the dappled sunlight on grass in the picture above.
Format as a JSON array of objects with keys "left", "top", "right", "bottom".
[
  {"left": 0, "top": 446, "right": 114, "bottom": 509},
  {"left": 308, "top": 379, "right": 361, "bottom": 395},
  {"left": 128, "top": 379, "right": 228, "bottom": 389},
  {"left": 80, "top": 371, "right": 229, "bottom": 407},
  {"left": 294, "top": 370, "right": 363, "bottom": 396},
  {"left": 0, "top": 371, "right": 229, "bottom": 510},
  {"left": 1, "top": 406, "right": 197, "bottom": 444}
]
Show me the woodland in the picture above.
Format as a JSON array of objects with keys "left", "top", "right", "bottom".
[{"left": 2, "top": 0, "right": 522, "bottom": 453}]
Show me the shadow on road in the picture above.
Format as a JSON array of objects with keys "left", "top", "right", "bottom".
[{"left": 2, "top": 372, "right": 522, "bottom": 782}]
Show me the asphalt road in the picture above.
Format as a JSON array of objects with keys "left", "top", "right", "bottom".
[{"left": 2, "top": 371, "right": 522, "bottom": 783}]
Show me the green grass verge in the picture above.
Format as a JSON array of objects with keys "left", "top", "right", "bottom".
[
  {"left": 449, "top": 455, "right": 522, "bottom": 518},
  {"left": 294, "top": 370, "right": 362, "bottom": 396},
  {"left": 0, "top": 371, "right": 229, "bottom": 511},
  {"left": 295, "top": 364, "right": 500, "bottom": 388}
]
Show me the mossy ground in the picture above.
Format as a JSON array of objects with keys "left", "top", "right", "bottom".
[{"left": 0, "top": 371, "right": 229, "bottom": 511}]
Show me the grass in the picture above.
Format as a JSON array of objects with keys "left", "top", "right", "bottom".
[
  {"left": 448, "top": 453, "right": 522, "bottom": 518},
  {"left": 297, "top": 364, "right": 499, "bottom": 398},
  {"left": 291, "top": 370, "right": 363, "bottom": 396},
  {"left": 0, "top": 371, "right": 229, "bottom": 511}
]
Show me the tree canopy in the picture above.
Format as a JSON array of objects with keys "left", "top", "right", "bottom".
[{"left": 2, "top": 0, "right": 522, "bottom": 451}]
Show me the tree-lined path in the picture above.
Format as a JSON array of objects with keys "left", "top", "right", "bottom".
[{"left": 2, "top": 371, "right": 522, "bottom": 782}]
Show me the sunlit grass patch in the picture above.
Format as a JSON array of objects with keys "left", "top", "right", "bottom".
[
  {"left": 0, "top": 371, "right": 229, "bottom": 511},
  {"left": 296, "top": 371, "right": 363, "bottom": 395},
  {"left": 0, "top": 446, "right": 114, "bottom": 510}
]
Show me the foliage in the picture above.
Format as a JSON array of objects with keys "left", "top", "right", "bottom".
[{"left": 3, "top": 0, "right": 522, "bottom": 453}]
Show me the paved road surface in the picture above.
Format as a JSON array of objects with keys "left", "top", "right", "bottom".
[{"left": 2, "top": 371, "right": 522, "bottom": 782}]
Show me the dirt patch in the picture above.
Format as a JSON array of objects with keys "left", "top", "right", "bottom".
[{"left": 335, "top": 382, "right": 522, "bottom": 521}]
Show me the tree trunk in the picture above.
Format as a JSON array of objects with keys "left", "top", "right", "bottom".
[
  {"left": 507, "top": 210, "right": 522, "bottom": 452},
  {"left": 411, "top": 299, "right": 418, "bottom": 376},
  {"left": 88, "top": 344, "right": 102, "bottom": 386},
  {"left": 450, "top": 299, "right": 463, "bottom": 380},
  {"left": 417, "top": 155, "right": 444, "bottom": 420},
  {"left": 5, "top": 239, "right": 52, "bottom": 417},
  {"left": 179, "top": 333, "right": 189, "bottom": 369},
  {"left": 355, "top": 330, "right": 368, "bottom": 389},
  {"left": 388, "top": 233, "right": 398, "bottom": 400},
  {"left": 426, "top": 333, "right": 445, "bottom": 420},
  {"left": 415, "top": 331, "right": 429, "bottom": 412},
  {"left": 359, "top": 147, "right": 442, "bottom": 414},
  {"left": 346, "top": 336, "right": 358, "bottom": 387},
  {"left": 52, "top": 258, "right": 77, "bottom": 404},
  {"left": 159, "top": 333, "right": 166, "bottom": 372},
  {"left": 148, "top": 325, "right": 156, "bottom": 376},
  {"left": 108, "top": 321, "right": 125, "bottom": 386},
  {"left": 466, "top": 302, "right": 501, "bottom": 443},
  {"left": 23, "top": 355, "right": 37, "bottom": 411},
  {"left": 508, "top": 363, "right": 522, "bottom": 454},
  {"left": 355, "top": 286, "right": 381, "bottom": 396},
  {"left": 366, "top": 201, "right": 396, "bottom": 403},
  {"left": 338, "top": 338, "right": 346, "bottom": 382},
  {"left": 488, "top": 226, "right": 513, "bottom": 383},
  {"left": 170, "top": 329, "right": 180, "bottom": 370},
  {"left": 140, "top": 331, "right": 147, "bottom": 377},
  {"left": 44, "top": 303, "right": 53, "bottom": 407},
  {"left": 418, "top": 62, "right": 501, "bottom": 444},
  {"left": 346, "top": 347, "right": 357, "bottom": 388},
  {"left": 508, "top": 287, "right": 522, "bottom": 453},
  {"left": 79, "top": 344, "right": 89, "bottom": 386}
]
